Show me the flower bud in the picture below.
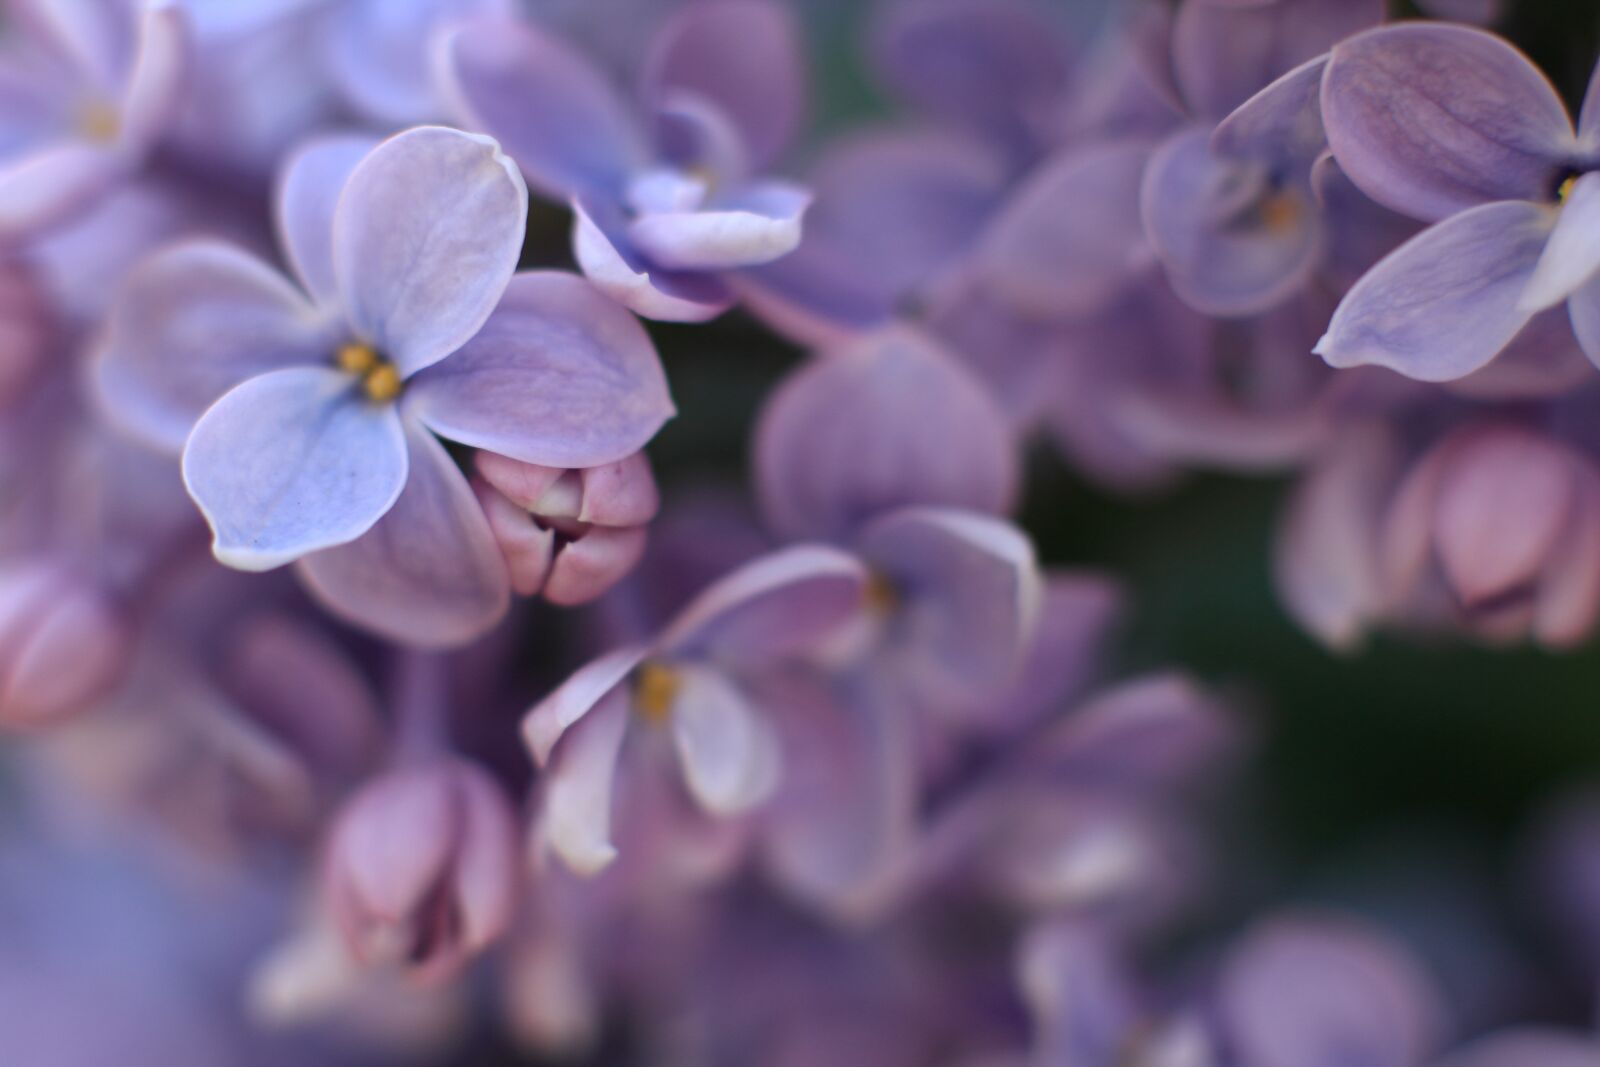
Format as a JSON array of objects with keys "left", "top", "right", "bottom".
[
  {"left": 0, "top": 559, "right": 131, "bottom": 729},
  {"left": 325, "top": 758, "right": 519, "bottom": 984},
  {"left": 474, "top": 451, "right": 658, "bottom": 606},
  {"left": 0, "top": 260, "right": 53, "bottom": 410}
]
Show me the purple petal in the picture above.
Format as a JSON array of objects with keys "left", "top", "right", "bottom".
[
  {"left": 0, "top": 142, "right": 119, "bottom": 241},
  {"left": 1569, "top": 274, "right": 1600, "bottom": 370},
  {"left": 181, "top": 367, "right": 409, "bottom": 571},
  {"left": 538, "top": 686, "right": 630, "bottom": 875},
  {"left": 1173, "top": 0, "right": 1383, "bottom": 119},
  {"left": 1035, "top": 673, "right": 1234, "bottom": 787},
  {"left": 1142, "top": 126, "right": 1322, "bottom": 316},
  {"left": 274, "top": 133, "right": 379, "bottom": 307},
  {"left": 1211, "top": 55, "right": 1327, "bottom": 166},
  {"left": 437, "top": 17, "right": 648, "bottom": 201},
  {"left": 1314, "top": 201, "right": 1555, "bottom": 380},
  {"left": 523, "top": 644, "right": 650, "bottom": 765},
  {"left": 858, "top": 507, "right": 1042, "bottom": 711},
  {"left": 332, "top": 125, "right": 526, "bottom": 378},
  {"left": 659, "top": 544, "right": 869, "bottom": 667},
  {"left": 93, "top": 239, "right": 339, "bottom": 452},
  {"left": 1521, "top": 172, "right": 1600, "bottom": 312},
  {"left": 628, "top": 180, "right": 809, "bottom": 271},
  {"left": 116, "top": 0, "right": 188, "bottom": 152},
  {"left": 1219, "top": 915, "right": 1442, "bottom": 1067},
  {"left": 571, "top": 196, "right": 736, "bottom": 322},
  {"left": 327, "top": 0, "right": 512, "bottom": 125},
  {"left": 755, "top": 327, "right": 1018, "bottom": 543},
  {"left": 297, "top": 420, "right": 511, "bottom": 648},
  {"left": 12, "top": 0, "right": 131, "bottom": 90},
  {"left": 983, "top": 573, "right": 1125, "bottom": 735},
  {"left": 408, "top": 271, "right": 674, "bottom": 468},
  {"left": 640, "top": 0, "right": 805, "bottom": 170},
  {"left": 1018, "top": 923, "right": 1140, "bottom": 1067},
  {"left": 974, "top": 140, "right": 1155, "bottom": 319},
  {"left": 670, "top": 664, "right": 781, "bottom": 816},
  {"left": 1433, "top": 1032, "right": 1600, "bottom": 1067},
  {"left": 1322, "top": 23, "right": 1575, "bottom": 222}
]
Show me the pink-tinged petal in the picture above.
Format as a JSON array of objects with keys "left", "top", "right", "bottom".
[
  {"left": 975, "top": 140, "right": 1155, "bottom": 320},
  {"left": 1522, "top": 173, "right": 1600, "bottom": 311},
  {"left": 1219, "top": 915, "right": 1442, "bottom": 1067},
  {"left": 93, "top": 239, "right": 339, "bottom": 453},
  {"left": 408, "top": 271, "right": 674, "bottom": 467},
  {"left": 628, "top": 181, "right": 809, "bottom": 271},
  {"left": 858, "top": 507, "right": 1042, "bottom": 711},
  {"left": 1380, "top": 434, "right": 1460, "bottom": 604},
  {"left": 762, "top": 674, "right": 914, "bottom": 919},
  {"left": 1314, "top": 201, "right": 1556, "bottom": 381},
  {"left": 1211, "top": 55, "right": 1327, "bottom": 165},
  {"left": 475, "top": 476, "right": 557, "bottom": 597},
  {"left": 640, "top": 0, "right": 805, "bottom": 170},
  {"left": 1273, "top": 426, "right": 1396, "bottom": 651},
  {"left": 575, "top": 452, "right": 659, "bottom": 526},
  {"left": 329, "top": 766, "right": 456, "bottom": 929},
  {"left": 297, "top": 421, "right": 510, "bottom": 648},
  {"left": 522, "top": 644, "right": 650, "bottom": 766},
  {"left": 538, "top": 686, "right": 630, "bottom": 875},
  {"left": 436, "top": 18, "right": 648, "bottom": 201},
  {"left": 660, "top": 544, "right": 870, "bottom": 666},
  {"left": 571, "top": 197, "right": 735, "bottom": 323},
  {"left": 182, "top": 367, "right": 408, "bottom": 572},
  {"left": 1142, "top": 126, "right": 1322, "bottom": 316},
  {"left": 870, "top": 0, "right": 1071, "bottom": 152},
  {"left": 1038, "top": 673, "right": 1234, "bottom": 786},
  {"left": 332, "top": 125, "right": 526, "bottom": 378},
  {"left": 1536, "top": 481, "right": 1600, "bottom": 647},
  {"left": 116, "top": 0, "right": 188, "bottom": 152},
  {"left": 983, "top": 573, "right": 1125, "bottom": 735},
  {"left": 544, "top": 526, "right": 649, "bottom": 607},
  {"left": 1570, "top": 274, "right": 1600, "bottom": 370},
  {"left": 274, "top": 133, "right": 379, "bottom": 307},
  {"left": 1432, "top": 1032, "right": 1600, "bottom": 1067},
  {"left": 450, "top": 762, "right": 520, "bottom": 950},
  {"left": 0, "top": 141, "right": 120, "bottom": 241},
  {"left": 670, "top": 663, "right": 780, "bottom": 816},
  {"left": 1174, "top": 0, "right": 1381, "bottom": 119},
  {"left": 755, "top": 326, "right": 1018, "bottom": 543},
  {"left": 1322, "top": 24, "right": 1575, "bottom": 222}
]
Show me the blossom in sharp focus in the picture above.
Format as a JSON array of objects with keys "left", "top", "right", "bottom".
[
  {"left": 94, "top": 125, "right": 674, "bottom": 647},
  {"left": 1316, "top": 23, "right": 1600, "bottom": 379},
  {"left": 438, "top": 0, "right": 810, "bottom": 322}
]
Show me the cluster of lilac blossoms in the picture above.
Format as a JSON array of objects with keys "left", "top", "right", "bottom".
[{"left": 5, "top": 0, "right": 1600, "bottom": 1065}]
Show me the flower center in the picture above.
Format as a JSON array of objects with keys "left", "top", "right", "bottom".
[
  {"left": 865, "top": 570, "right": 899, "bottom": 617},
  {"left": 632, "top": 660, "right": 681, "bottom": 725},
  {"left": 336, "top": 341, "right": 402, "bottom": 403},
  {"left": 1258, "top": 189, "right": 1301, "bottom": 233},
  {"left": 1559, "top": 174, "right": 1579, "bottom": 203},
  {"left": 75, "top": 99, "right": 119, "bottom": 144}
]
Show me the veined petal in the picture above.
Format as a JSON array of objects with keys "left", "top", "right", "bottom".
[
  {"left": 1322, "top": 23, "right": 1575, "bottom": 222},
  {"left": 409, "top": 272, "right": 674, "bottom": 468},
  {"left": 436, "top": 17, "right": 648, "bottom": 201},
  {"left": 628, "top": 181, "right": 809, "bottom": 271},
  {"left": 182, "top": 367, "right": 408, "bottom": 572},
  {"left": 670, "top": 663, "right": 781, "bottom": 816},
  {"left": 94, "top": 239, "right": 338, "bottom": 453},
  {"left": 1315, "top": 201, "right": 1556, "bottom": 381},
  {"left": 275, "top": 133, "right": 379, "bottom": 307},
  {"left": 297, "top": 420, "right": 510, "bottom": 648},
  {"left": 332, "top": 125, "right": 526, "bottom": 378},
  {"left": 570, "top": 197, "right": 735, "bottom": 323},
  {"left": 1521, "top": 173, "right": 1600, "bottom": 312},
  {"left": 538, "top": 687, "right": 630, "bottom": 876}
]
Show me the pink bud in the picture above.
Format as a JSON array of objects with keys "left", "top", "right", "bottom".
[
  {"left": 325, "top": 759, "right": 519, "bottom": 984},
  {"left": 0, "top": 560, "right": 130, "bottom": 729},
  {"left": 473, "top": 451, "right": 659, "bottom": 605},
  {"left": 0, "top": 260, "right": 53, "bottom": 409}
]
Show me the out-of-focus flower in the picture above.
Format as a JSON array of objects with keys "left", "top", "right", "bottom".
[
  {"left": 473, "top": 449, "right": 658, "bottom": 606},
  {"left": 1428, "top": 1031, "right": 1600, "bottom": 1067},
  {"left": 1317, "top": 24, "right": 1600, "bottom": 379},
  {"left": 325, "top": 757, "right": 519, "bottom": 984},
  {"left": 94, "top": 126, "right": 673, "bottom": 646},
  {"left": 0, "top": 557, "right": 131, "bottom": 730},
  {"left": 439, "top": 0, "right": 810, "bottom": 322},
  {"left": 324, "top": 0, "right": 511, "bottom": 125},
  {"left": 0, "top": 0, "right": 188, "bottom": 242},
  {"left": 524, "top": 544, "right": 869, "bottom": 875}
]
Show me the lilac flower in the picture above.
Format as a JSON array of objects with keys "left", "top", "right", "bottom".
[
  {"left": 0, "top": 558, "right": 130, "bottom": 730},
  {"left": 323, "top": 0, "right": 511, "bottom": 125},
  {"left": 438, "top": 0, "right": 810, "bottom": 322},
  {"left": 325, "top": 757, "right": 519, "bottom": 983},
  {"left": 1316, "top": 24, "right": 1600, "bottom": 379},
  {"left": 0, "top": 0, "right": 187, "bottom": 242},
  {"left": 524, "top": 544, "right": 869, "bottom": 875},
  {"left": 94, "top": 126, "right": 674, "bottom": 647},
  {"left": 473, "top": 449, "right": 658, "bottom": 606}
]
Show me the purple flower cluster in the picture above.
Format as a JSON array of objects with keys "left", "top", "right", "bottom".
[{"left": 2, "top": 1, "right": 1600, "bottom": 1064}]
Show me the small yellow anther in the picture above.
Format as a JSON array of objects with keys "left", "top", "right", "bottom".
[
  {"left": 865, "top": 571, "right": 899, "bottom": 616},
  {"left": 76, "top": 100, "right": 119, "bottom": 144},
  {"left": 362, "top": 363, "right": 402, "bottom": 403},
  {"left": 336, "top": 341, "right": 380, "bottom": 375},
  {"left": 1259, "top": 190, "right": 1300, "bottom": 233},
  {"left": 633, "top": 661, "right": 681, "bottom": 725},
  {"left": 1559, "top": 175, "right": 1579, "bottom": 203}
]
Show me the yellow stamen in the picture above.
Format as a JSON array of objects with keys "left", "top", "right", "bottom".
[
  {"left": 362, "top": 363, "right": 402, "bottom": 403},
  {"left": 336, "top": 341, "right": 380, "bottom": 375},
  {"left": 633, "top": 661, "right": 681, "bottom": 725},
  {"left": 865, "top": 571, "right": 899, "bottom": 616},
  {"left": 76, "top": 99, "right": 119, "bottom": 144},
  {"left": 1259, "top": 190, "right": 1300, "bottom": 233},
  {"left": 1559, "top": 175, "right": 1579, "bottom": 203}
]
